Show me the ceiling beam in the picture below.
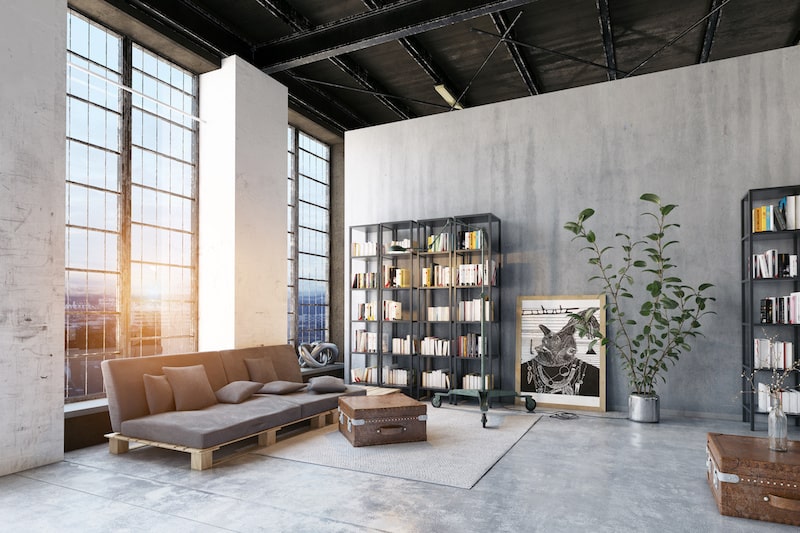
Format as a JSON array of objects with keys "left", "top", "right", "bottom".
[
  {"left": 596, "top": 0, "right": 617, "bottom": 81},
  {"left": 254, "top": 0, "right": 539, "bottom": 74},
  {"left": 256, "top": 0, "right": 412, "bottom": 121},
  {"left": 491, "top": 11, "right": 539, "bottom": 95},
  {"left": 100, "top": 0, "right": 253, "bottom": 59},
  {"left": 698, "top": 0, "right": 723, "bottom": 63}
]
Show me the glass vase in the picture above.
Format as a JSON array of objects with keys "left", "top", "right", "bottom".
[{"left": 768, "top": 392, "right": 788, "bottom": 452}]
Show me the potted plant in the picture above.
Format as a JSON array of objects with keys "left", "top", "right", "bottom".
[{"left": 563, "top": 193, "right": 715, "bottom": 422}]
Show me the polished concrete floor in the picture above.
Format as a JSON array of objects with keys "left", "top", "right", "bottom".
[{"left": 2, "top": 405, "right": 799, "bottom": 532}]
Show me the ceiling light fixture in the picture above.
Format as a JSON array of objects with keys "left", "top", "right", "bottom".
[{"left": 434, "top": 84, "right": 464, "bottom": 110}]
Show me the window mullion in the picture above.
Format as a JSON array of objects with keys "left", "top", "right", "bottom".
[{"left": 119, "top": 37, "right": 132, "bottom": 358}]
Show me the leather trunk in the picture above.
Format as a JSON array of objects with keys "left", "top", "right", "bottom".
[
  {"left": 338, "top": 393, "right": 427, "bottom": 447},
  {"left": 706, "top": 432, "right": 800, "bottom": 526}
]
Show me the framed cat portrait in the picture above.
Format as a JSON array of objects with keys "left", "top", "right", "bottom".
[{"left": 515, "top": 294, "right": 606, "bottom": 411}]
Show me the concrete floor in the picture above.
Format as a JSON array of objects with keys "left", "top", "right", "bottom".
[{"left": 2, "top": 406, "right": 799, "bottom": 532}]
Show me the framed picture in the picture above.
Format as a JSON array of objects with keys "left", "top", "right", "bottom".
[{"left": 516, "top": 294, "right": 606, "bottom": 411}]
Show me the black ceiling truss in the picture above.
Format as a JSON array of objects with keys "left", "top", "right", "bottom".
[
  {"left": 257, "top": 0, "right": 413, "bottom": 121},
  {"left": 253, "top": 0, "right": 539, "bottom": 74},
  {"left": 595, "top": 0, "right": 618, "bottom": 81},
  {"left": 699, "top": 0, "right": 723, "bottom": 63},
  {"left": 362, "top": 0, "right": 471, "bottom": 108},
  {"left": 491, "top": 11, "right": 540, "bottom": 95},
  {"left": 624, "top": 0, "right": 734, "bottom": 78},
  {"left": 471, "top": 28, "right": 630, "bottom": 76}
]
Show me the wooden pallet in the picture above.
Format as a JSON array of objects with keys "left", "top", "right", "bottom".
[{"left": 106, "top": 408, "right": 338, "bottom": 471}]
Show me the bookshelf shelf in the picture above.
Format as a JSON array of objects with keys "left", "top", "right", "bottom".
[{"left": 741, "top": 186, "right": 800, "bottom": 430}]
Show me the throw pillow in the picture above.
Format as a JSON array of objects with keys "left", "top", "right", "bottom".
[
  {"left": 244, "top": 357, "right": 278, "bottom": 383},
  {"left": 306, "top": 375, "right": 347, "bottom": 393},
  {"left": 143, "top": 373, "right": 175, "bottom": 414},
  {"left": 257, "top": 380, "right": 307, "bottom": 395},
  {"left": 162, "top": 364, "right": 218, "bottom": 411},
  {"left": 215, "top": 380, "right": 264, "bottom": 404}
]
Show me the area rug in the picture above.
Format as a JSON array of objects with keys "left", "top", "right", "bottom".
[{"left": 253, "top": 406, "right": 540, "bottom": 489}]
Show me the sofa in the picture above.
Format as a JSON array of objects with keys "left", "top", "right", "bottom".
[{"left": 100, "top": 344, "right": 366, "bottom": 470}]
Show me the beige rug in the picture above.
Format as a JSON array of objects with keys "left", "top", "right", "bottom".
[{"left": 253, "top": 406, "right": 540, "bottom": 489}]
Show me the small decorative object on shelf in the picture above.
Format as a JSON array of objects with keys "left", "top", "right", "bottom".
[{"left": 768, "top": 391, "right": 788, "bottom": 452}]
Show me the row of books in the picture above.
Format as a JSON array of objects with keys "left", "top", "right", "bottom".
[
  {"left": 355, "top": 300, "right": 404, "bottom": 321},
  {"left": 420, "top": 336, "right": 450, "bottom": 356},
  {"left": 753, "top": 338, "right": 795, "bottom": 369},
  {"left": 426, "top": 306, "right": 450, "bottom": 321},
  {"left": 421, "top": 264, "right": 450, "bottom": 287},
  {"left": 760, "top": 294, "right": 800, "bottom": 324},
  {"left": 421, "top": 369, "right": 450, "bottom": 389},
  {"left": 391, "top": 335, "right": 417, "bottom": 355},
  {"left": 753, "top": 195, "right": 800, "bottom": 233},
  {"left": 351, "top": 272, "right": 378, "bottom": 289},
  {"left": 352, "top": 241, "right": 378, "bottom": 256},
  {"left": 383, "top": 266, "right": 410, "bottom": 288},
  {"left": 457, "top": 299, "right": 494, "bottom": 322},
  {"left": 457, "top": 333, "right": 483, "bottom": 357},
  {"left": 350, "top": 366, "right": 378, "bottom": 383},
  {"left": 752, "top": 250, "right": 798, "bottom": 279},
  {"left": 459, "top": 230, "right": 483, "bottom": 250},
  {"left": 382, "top": 367, "right": 411, "bottom": 386},
  {"left": 757, "top": 383, "right": 800, "bottom": 414},
  {"left": 353, "top": 330, "right": 385, "bottom": 353},
  {"left": 462, "top": 373, "right": 494, "bottom": 390},
  {"left": 455, "top": 260, "right": 497, "bottom": 286},
  {"left": 427, "top": 232, "right": 450, "bottom": 252}
]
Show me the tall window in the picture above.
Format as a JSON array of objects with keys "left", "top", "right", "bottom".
[
  {"left": 65, "top": 11, "right": 198, "bottom": 401},
  {"left": 287, "top": 127, "right": 330, "bottom": 346}
]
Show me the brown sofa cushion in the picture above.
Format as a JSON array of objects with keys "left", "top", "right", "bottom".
[
  {"left": 143, "top": 374, "right": 175, "bottom": 414},
  {"left": 163, "top": 365, "right": 218, "bottom": 411},
  {"left": 306, "top": 375, "right": 347, "bottom": 393},
  {"left": 257, "top": 380, "right": 307, "bottom": 395},
  {"left": 215, "top": 381, "right": 263, "bottom": 404},
  {"left": 245, "top": 357, "right": 278, "bottom": 383}
]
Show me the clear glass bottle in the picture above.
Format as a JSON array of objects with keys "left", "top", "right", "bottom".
[{"left": 768, "top": 391, "right": 788, "bottom": 452}]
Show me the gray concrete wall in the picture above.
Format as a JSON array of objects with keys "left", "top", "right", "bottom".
[
  {"left": 345, "top": 45, "right": 800, "bottom": 417},
  {"left": 0, "top": 1, "right": 67, "bottom": 475}
]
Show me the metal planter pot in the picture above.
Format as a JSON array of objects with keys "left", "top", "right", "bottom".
[{"left": 628, "top": 393, "right": 660, "bottom": 423}]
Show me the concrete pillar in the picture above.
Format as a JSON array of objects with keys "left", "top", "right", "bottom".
[
  {"left": 0, "top": 0, "right": 67, "bottom": 475},
  {"left": 198, "top": 56, "right": 288, "bottom": 350}
]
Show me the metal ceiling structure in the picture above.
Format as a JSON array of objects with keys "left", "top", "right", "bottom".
[{"left": 83, "top": 0, "right": 800, "bottom": 135}]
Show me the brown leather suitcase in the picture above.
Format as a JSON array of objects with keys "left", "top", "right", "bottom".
[
  {"left": 706, "top": 432, "right": 800, "bottom": 526},
  {"left": 338, "top": 393, "right": 427, "bottom": 447}
]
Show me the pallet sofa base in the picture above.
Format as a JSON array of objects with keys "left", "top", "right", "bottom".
[{"left": 106, "top": 408, "right": 338, "bottom": 471}]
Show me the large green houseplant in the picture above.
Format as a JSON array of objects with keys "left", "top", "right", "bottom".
[{"left": 564, "top": 193, "right": 715, "bottom": 422}]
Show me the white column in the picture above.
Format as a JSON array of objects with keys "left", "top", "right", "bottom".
[
  {"left": 198, "top": 56, "right": 288, "bottom": 350},
  {"left": 0, "top": 0, "right": 67, "bottom": 475}
]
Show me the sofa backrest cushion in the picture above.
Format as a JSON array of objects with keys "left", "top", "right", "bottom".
[
  {"left": 163, "top": 364, "right": 219, "bottom": 411},
  {"left": 101, "top": 351, "right": 226, "bottom": 432},
  {"left": 143, "top": 374, "right": 175, "bottom": 414},
  {"left": 220, "top": 345, "right": 303, "bottom": 384}
]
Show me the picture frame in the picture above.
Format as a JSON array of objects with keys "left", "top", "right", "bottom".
[{"left": 515, "top": 294, "right": 606, "bottom": 411}]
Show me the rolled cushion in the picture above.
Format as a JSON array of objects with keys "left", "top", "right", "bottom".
[
  {"left": 306, "top": 375, "right": 347, "bottom": 393},
  {"left": 244, "top": 357, "right": 278, "bottom": 383},
  {"left": 163, "top": 364, "right": 218, "bottom": 411},
  {"left": 258, "top": 380, "right": 307, "bottom": 395},
  {"left": 215, "top": 381, "right": 264, "bottom": 404},
  {"left": 143, "top": 374, "right": 175, "bottom": 414}
]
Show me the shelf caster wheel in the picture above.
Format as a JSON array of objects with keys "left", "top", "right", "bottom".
[
  {"left": 481, "top": 412, "right": 487, "bottom": 428},
  {"left": 525, "top": 396, "right": 537, "bottom": 412},
  {"left": 431, "top": 395, "right": 442, "bottom": 408}
]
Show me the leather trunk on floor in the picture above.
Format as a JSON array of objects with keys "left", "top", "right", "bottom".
[
  {"left": 706, "top": 432, "right": 800, "bottom": 526},
  {"left": 338, "top": 393, "right": 427, "bottom": 447}
]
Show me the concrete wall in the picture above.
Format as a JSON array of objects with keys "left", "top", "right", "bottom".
[
  {"left": 345, "top": 46, "right": 800, "bottom": 417},
  {"left": 0, "top": 1, "right": 67, "bottom": 475},
  {"left": 198, "top": 56, "right": 289, "bottom": 350}
]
